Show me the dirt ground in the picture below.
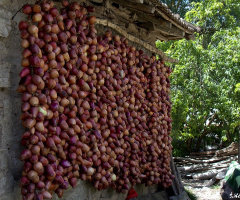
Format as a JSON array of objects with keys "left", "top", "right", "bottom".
[{"left": 182, "top": 179, "right": 222, "bottom": 200}]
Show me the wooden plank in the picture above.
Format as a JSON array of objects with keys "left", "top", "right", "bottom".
[
  {"left": 95, "top": 18, "right": 178, "bottom": 63},
  {"left": 111, "top": 0, "right": 156, "bottom": 14}
]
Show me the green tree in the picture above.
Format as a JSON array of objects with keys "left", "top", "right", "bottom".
[
  {"left": 160, "top": 0, "right": 200, "bottom": 17},
  {"left": 157, "top": 0, "right": 240, "bottom": 154}
]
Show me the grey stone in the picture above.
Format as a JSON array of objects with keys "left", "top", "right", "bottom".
[
  {"left": 0, "top": 62, "right": 11, "bottom": 87},
  {"left": 0, "top": 7, "right": 12, "bottom": 38},
  {"left": 0, "top": 149, "right": 8, "bottom": 171}
]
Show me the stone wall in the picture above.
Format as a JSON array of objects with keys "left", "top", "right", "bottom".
[{"left": 0, "top": 1, "right": 161, "bottom": 199}]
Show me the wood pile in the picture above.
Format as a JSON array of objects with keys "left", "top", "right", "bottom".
[{"left": 174, "top": 143, "right": 238, "bottom": 182}]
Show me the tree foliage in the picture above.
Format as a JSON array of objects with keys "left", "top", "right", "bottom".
[
  {"left": 157, "top": 0, "right": 240, "bottom": 155},
  {"left": 160, "top": 0, "right": 198, "bottom": 16}
]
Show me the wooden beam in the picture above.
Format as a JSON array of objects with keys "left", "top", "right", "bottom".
[
  {"left": 105, "top": 1, "right": 135, "bottom": 22},
  {"left": 151, "top": 32, "right": 168, "bottom": 41},
  {"left": 131, "top": 13, "right": 138, "bottom": 22},
  {"left": 130, "top": 10, "right": 185, "bottom": 37},
  {"left": 125, "top": 23, "right": 139, "bottom": 34},
  {"left": 181, "top": 19, "right": 201, "bottom": 33},
  {"left": 136, "top": 23, "right": 168, "bottom": 41},
  {"left": 149, "top": 31, "right": 169, "bottom": 41},
  {"left": 165, "top": 36, "right": 184, "bottom": 41},
  {"left": 95, "top": 1, "right": 185, "bottom": 38},
  {"left": 130, "top": 0, "right": 144, "bottom": 3},
  {"left": 137, "top": 21, "right": 156, "bottom": 32},
  {"left": 95, "top": 18, "right": 178, "bottom": 63},
  {"left": 110, "top": 0, "right": 156, "bottom": 14},
  {"left": 90, "top": 0, "right": 103, "bottom": 3},
  {"left": 185, "top": 33, "right": 196, "bottom": 40},
  {"left": 155, "top": 8, "right": 193, "bottom": 34}
]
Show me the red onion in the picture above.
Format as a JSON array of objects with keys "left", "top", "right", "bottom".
[
  {"left": 60, "top": 160, "right": 71, "bottom": 168},
  {"left": 22, "top": 4, "right": 32, "bottom": 15}
]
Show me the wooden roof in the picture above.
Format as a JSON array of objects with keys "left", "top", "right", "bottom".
[
  {"left": 53, "top": 0, "right": 199, "bottom": 62},
  {"left": 83, "top": 0, "right": 200, "bottom": 62},
  {"left": 87, "top": 0, "right": 200, "bottom": 39}
]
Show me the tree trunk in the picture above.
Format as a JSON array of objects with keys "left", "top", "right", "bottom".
[
  {"left": 187, "top": 138, "right": 192, "bottom": 152},
  {"left": 226, "top": 127, "right": 232, "bottom": 143},
  {"left": 195, "top": 134, "right": 205, "bottom": 152},
  {"left": 195, "top": 113, "right": 217, "bottom": 151}
]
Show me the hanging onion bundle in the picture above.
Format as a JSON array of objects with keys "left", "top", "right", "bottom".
[{"left": 18, "top": 0, "right": 174, "bottom": 199}]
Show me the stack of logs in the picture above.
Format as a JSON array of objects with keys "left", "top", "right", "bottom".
[{"left": 174, "top": 142, "right": 238, "bottom": 181}]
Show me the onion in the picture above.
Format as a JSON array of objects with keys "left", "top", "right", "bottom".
[
  {"left": 41, "top": 191, "right": 52, "bottom": 199},
  {"left": 45, "top": 164, "right": 56, "bottom": 178},
  {"left": 24, "top": 118, "right": 36, "bottom": 129},
  {"left": 69, "top": 177, "right": 77, "bottom": 188},
  {"left": 61, "top": 160, "right": 71, "bottom": 168},
  {"left": 89, "top": 16, "right": 96, "bottom": 25},
  {"left": 50, "top": 8, "right": 59, "bottom": 17},
  {"left": 86, "top": 167, "right": 95, "bottom": 176},
  {"left": 27, "top": 170, "right": 39, "bottom": 183},
  {"left": 32, "top": 13, "right": 42, "bottom": 23},
  {"left": 44, "top": 14, "right": 54, "bottom": 24},
  {"left": 33, "top": 4, "right": 41, "bottom": 13},
  {"left": 28, "top": 25, "right": 39, "bottom": 37},
  {"left": 42, "top": 3, "right": 50, "bottom": 12},
  {"left": 22, "top": 4, "right": 32, "bottom": 15},
  {"left": 20, "top": 176, "right": 30, "bottom": 186},
  {"left": 29, "top": 96, "right": 39, "bottom": 106},
  {"left": 19, "top": 21, "right": 29, "bottom": 31},
  {"left": 19, "top": 68, "right": 30, "bottom": 78},
  {"left": 31, "top": 145, "right": 40, "bottom": 155},
  {"left": 20, "top": 149, "right": 32, "bottom": 161},
  {"left": 46, "top": 137, "right": 57, "bottom": 151},
  {"left": 33, "top": 162, "right": 43, "bottom": 173}
]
